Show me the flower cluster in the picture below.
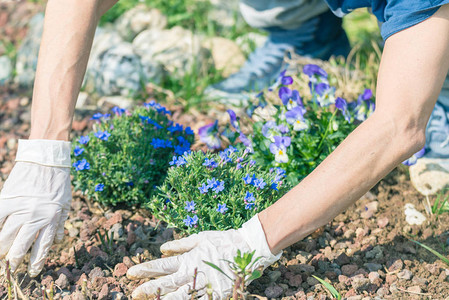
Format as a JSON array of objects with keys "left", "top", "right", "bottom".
[
  {"left": 71, "top": 102, "right": 195, "bottom": 207},
  {"left": 150, "top": 148, "right": 290, "bottom": 234}
]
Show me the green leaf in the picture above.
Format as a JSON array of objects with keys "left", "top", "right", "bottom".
[
  {"left": 247, "top": 270, "right": 262, "bottom": 281},
  {"left": 203, "top": 261, "right": 233, "bottom": 281},
  {"left": 312, "top": 276, "right": 341, "bottom": 300},
  {"left": 411, "top": 240, "right": 449, "bottom": 266}
]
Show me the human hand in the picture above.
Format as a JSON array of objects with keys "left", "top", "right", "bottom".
[
  {"left": 127, "top": 215, "right": 282, "bottom": 299},
  {"left": 0, "top": 139, "right": 72, "bottom": 276}
]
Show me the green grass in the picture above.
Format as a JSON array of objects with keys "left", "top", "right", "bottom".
[
  {"left": 412, "top": 239, "right": 449, "bottom": 267},
  {"left": 313, "top": 275, "right": 341, "bottom": 300},
  {"left": 431, "top": 190, "right": 449, "bottom": 219}
]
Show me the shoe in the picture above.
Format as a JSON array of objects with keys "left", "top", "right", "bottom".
[{"left": 204, "top": 9, "right": 350, "bottom": 106}]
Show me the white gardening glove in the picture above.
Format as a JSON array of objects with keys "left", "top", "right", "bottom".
[
  {"left": 0, "top": 139, "right": 72, "bottom": 276},
  {"left": 127, "top": 215, "right": 282, "bottom": 300}
]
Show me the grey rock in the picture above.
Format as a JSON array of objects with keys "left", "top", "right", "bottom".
[
  {"left": 132, "top": 26, "right": 209, "bottom": 78},
  {"left": 268, "top": 270, "right": 281, "bottom": 282},
  {"left": 366, "top": 245, "right": 383, "bottom": 260},
  {"left": 15, "top": 13, "right": 44, "bottom": 87},
  {"left": 264, "top": 284, "right": 283, "bottom": 298},
  {"left": 364, "top": 262, "right": 382, "bottom": 272},
  {"left": 351, "top": 276, "right": 370, "bottom": 292},
  {"left": 115, "top": 5, "right": 167, "bottom": 41},
  {"left": 0, "top": 56, "right": 12, "bottom": 85},
  {"left": 110, "top": 223, "right": 124, "bottom": 240},
  {"left": 55, "top": 273, "right": 70, "bottom": 290}
]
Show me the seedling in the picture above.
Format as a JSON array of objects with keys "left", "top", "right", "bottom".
[
  {"left": 204, "top": 250, "right": 263, "bottom": 300},
  {"left": 431, "top": 191, "right": 449, "bottom": 220},
  {"left": 312, "top": 275, "right": 341, "bottom": 300},
  {"left": 96, "top": 230, "right": 114, "bottom": 255}
]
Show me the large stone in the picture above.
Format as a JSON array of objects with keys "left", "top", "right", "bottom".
[
  {"left": 410, "top": 157, "right": 449, "bottom": 195},
  {"left": 85, "top": 42, "right": 146, "bottom": 97},
  {"left": 15, "top": 13, "right": 44, "bottom": 87},
  {"left": 404, "top": 203, "right": 426, "bottom": 226},
  {"left": 132, "top": 27, "right": 209, "bottom": 78},
  {"left": 115, "top": 5, "right": 167, "bottom": 41},
  {"left": 0, "top": 55, "right": 12, "bottom": 85},
  {"left": 202, "top": 37, "right": 245, "bottom": 77}
]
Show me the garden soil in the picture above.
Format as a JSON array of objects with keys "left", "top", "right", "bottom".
[{"left": 2, "top": 84, "right": 449, "bottom": 300}]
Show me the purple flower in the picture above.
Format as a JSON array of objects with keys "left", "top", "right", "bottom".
[
  {"left": 280, "top": 88, "right": 302, "bottom": 109},
  {"left": 216, "top": 203, "right": 228, "bottom": 214},
  {"left": 227, "top": 109, "right": 240, "bottom": 130},
  {"left": 360, "top": 89, "right": 373, "bottom": 101},
  {"left": 78, "top": 135, "right": 90, "bottom": 145},
  {"left": 183, "top": 215, "right": 199, "bottom": 227},
  {"left": 314, "top": 83, "right": 335, "bottom": 107},
  {"left": 269, "top": 136, "right": 291, "bottom": 163},
  {"left": 285, "top": 106, "right": 308, "bottom": 131},
  {"left": 335, "top": 97, "right": 351, "bottom": 123},
  {"left": 95, "top": 183, "right": 105, "bottom": 192},
  {"left": 262, "top": 121, "right": 277, "bottom": 140},
  {"left": 198, "top": 120, "right": 221, "bottom": 149},
  {"left": 239, "top": 133, "right": 253, "bottom": 152},
  {"left": 94, "top": 131, "right": 111, "bottom": 141},
  {"left": 303, "top": 64, "right": 328, "bottom": 78},
  {"left": 74, "top": 146, "right": 84, "bottom": 157},
  {"left": 184, "top": 201, "right": 196, "bottom": 212},
  {"left": 236, "top": 163, "right": 243, "bottom": 169},
  {"left": 402, "top": 147, "right": 426, "bottom": 166},
  {"left": 73, "top": 159, "right": 90, "bottom": 171},
  {"left": 277, "top": 124, "right": 289, "bottom": 134}
]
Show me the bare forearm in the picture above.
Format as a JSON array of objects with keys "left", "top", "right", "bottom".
[
  {"left": 259, "top": 112, "right": 421, "bottom": 253},
  {"left": 29, "top": 0, "right": 104, "bottom": 141}
]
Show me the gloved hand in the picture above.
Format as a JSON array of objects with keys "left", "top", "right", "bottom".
[
  {"left": 0, "top": 139, "right": 72, "bottom": 276},
  {"left": 127, "top": 215, "right": 282, "bottom": 300}
]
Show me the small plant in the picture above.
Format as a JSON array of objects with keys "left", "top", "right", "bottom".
[
  {"left": 71, "top": 101, "right": 194, "bottom": 207},
  {"left": 312, "top": 275, "right": 341, "bottom": 300},
  {"left": 204, "top": 250, "right": 263, "bottom": 300},
  {"left": 6, "top": 261, "right": 12, "bottom": 300},
  {"left": 431, "top": 191, "right": 449, "bottom": 220},
  {"left": 150, "top": 147, "right": 290, "bottom": 234},
  {"left": 200, "top": 65, "right": 373, "bottom": 186},
  {"left": 96, "top": 230, "right": 114, "bottom": 256},
  {"left": 412, "top": 240, "right": 449, "bottom": 267}
]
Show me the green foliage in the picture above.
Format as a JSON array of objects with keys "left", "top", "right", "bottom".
[
  {"left": 71, "top": 103, "right": 194, "bottom": 207},
  {"left": 204, "top": 250, "right": 263, "bottom": 299},
  {"left": 150, "top": 148, "right": 291, "bottom": 234},
  {"left": 431, "top": 191, "right": 449, "bottom": 219},
  {"left": 412, "top": 240, "right": 449, "bottom": 267},
  {"left": 312, "top": 276, "right": 341, "bottom": 300}
]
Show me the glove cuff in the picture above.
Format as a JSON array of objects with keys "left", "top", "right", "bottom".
[
  {"left": 239, "top": 214, "right": 282, "bottom": 268},
  {"left": 15, "top": 139, "right": 72, "bottom": 168}
]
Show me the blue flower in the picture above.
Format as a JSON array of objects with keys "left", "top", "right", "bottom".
[
  {"left": 91, "top": 112, "right": 104, "bottom": 120},
  {"left": 199, "top": 183, "right": 209, "bottom": 194},
  {"left": 183, "top": 215, "right": 199, "bottom": 227},
  {"left": 253, "top": 178, "right": 266, "bottom": 189},
  {"left": 243, "top": 174, "right": 252, "bottom": 185},
  {"left": 219, "top": 151, "right": 233, "bottom": 164},
  {"left": 227, "top": 109, "right": 240, "bottom": 130},
  {"left": 244, "top": 192, "right": 256, "bottom": 210},
  {"left": 176, "top": 156, "right": 187, "bottom": 166},
  {"left": 335, "top": 97, "right": 351, "bottom": 123},
  {"left": 151, "top": 138, "right": 173, "bottom": 149},
  {"left": 314, "top": 83, "right": 336, "bottom": 107},
  {"left": 360, "top": 88, "right": 373, "bottom": 101},
  {"left": 95, "top": 183, "right": 105, "bottom": 192},
  {"left": 185, "top": 127, "right": 194, "bottom": 135},
  {"left": 78, "top": 135, "right": 90, "bottom": 145},
  {"left": 184, "top": 201, "right": 196, "bottom": 212},
  {"left": 212, "top": 181, "right": 225, "bottom": 194},
  {"left": 169, "top": 156, "right": 178, "bottom": 166},
  {"left": 203, "top": 158, "right": 218, "bottom": 168},
  {"left": 403, "top": 147, "right": 426, "bottom": 166},
  {"left": 74, "top": 146, "right": 84, "bottom": 157},
  {"left": 279, "top": 88, "right": 302, "bottom": 110},
  {"left": 207, "top": 178, "right": 219, "bottom": 189},
  {"left": 198, "top": 120, "right": 221, "bottom": 150},
  {"left": 73, "top": 159, "right": 90, "bottom": 171},
  {"left": 168, "top": 123, "right": 184, "bottom": 133},
  {"left": 236, "top": 163, "right": 243, "bottom": 169},
  {"left": 94, "top": 131, "right": 111, "bottom": 141},
  {"left": 270, "top": 182, "right": 279, "bottom": 191},
  {"left": 216, "top": 203, "right": 228, "bottom": 214},
  {"left": 262, "top": 121, "right": 278, "bottom": 140},
  {"left": 112, "top": 106, "right": 126, "bottom": 116},
  {"left": 249, "top": 160, "right": 256, "bottom": 167}
]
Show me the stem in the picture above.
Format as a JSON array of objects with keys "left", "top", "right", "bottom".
[{"left": 316, "top": 110, "right": 337, "bottom": 154}]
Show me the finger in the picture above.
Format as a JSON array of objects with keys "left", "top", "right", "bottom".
[
  {"left": 54, "top": 206, "right": 69, "bottom": 243},
  {"left": 131, "top": 273, "right": 191, "bottom": 300},
  {"left": 0, "top": 216, "right": 23, "bottom": 259},
  {"left": 5, "top": 224, "right": 41, "bottom": 272},
  {"left": 28, "top": 224, "right": 57, "bottom": 277},
  {"left": 127, "top": 255, "right": 183, "bottom": 280},
  {"left": 162, "top": 284, "right": 192, "bottom": 300},
  {"left": 160, "top": 233, "right": 202, "bottom": 256}
]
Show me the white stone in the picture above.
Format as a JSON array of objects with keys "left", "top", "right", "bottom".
[
  {"left": 115, "top": 5, "right": 167, "bottom": 41},
  {"left": 404, "top": 203, "right": 426, "bottom": 225},
  {"left": 410, "top": 157, "right": 449, "bottom": 195}
]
